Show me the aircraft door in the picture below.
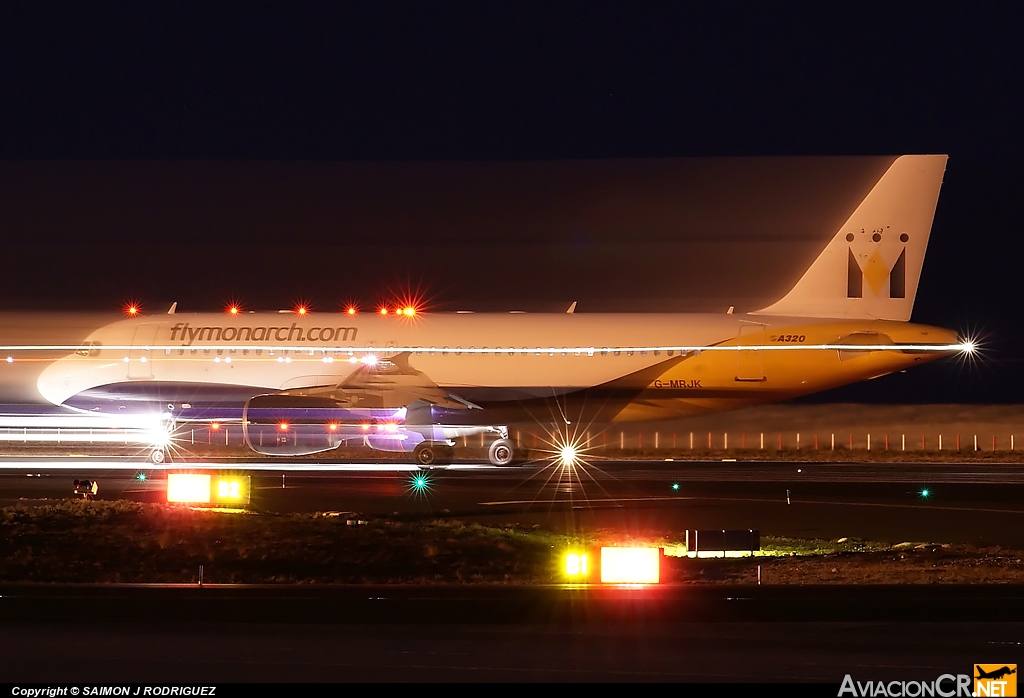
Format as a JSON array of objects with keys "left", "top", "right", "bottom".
[
  {"left": 735, "top": 322, "right": 766, "bottom": 382},
  {"left": 127, "top": 324, "right": 160, "bottom": 379}
]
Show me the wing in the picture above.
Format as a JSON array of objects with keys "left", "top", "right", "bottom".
[{"left": 277, "top": 352, "right": 479, "bottom": 410}]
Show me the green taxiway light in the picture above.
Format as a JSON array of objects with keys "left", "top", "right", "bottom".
[
  {"left": 920, "top": 488, "right": 930, "bottom": 498},
  {"left": 671, "top": 483, "right": 680, "bottom": 491},
  {"left": 408, "top": 471, "right": 432, "bottom": 494}
]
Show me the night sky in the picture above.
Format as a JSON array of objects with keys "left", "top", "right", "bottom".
[{"left": 0, "top": 4, "right": 1021, "bottom": 404}]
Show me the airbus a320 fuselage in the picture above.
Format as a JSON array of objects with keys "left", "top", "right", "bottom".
[{"left": 0, "top": 155, "right": 967, "bottom": 465}]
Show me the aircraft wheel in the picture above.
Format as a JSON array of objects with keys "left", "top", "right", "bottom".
[
  {"left": 150, "top": 449, "right": 166, "bottom": 464},
  {"left": 488, "top": 438, "right": 516, "bottom": 466},
  {"left": 414, "top": 443, "right": 439, "bottom": 467}
]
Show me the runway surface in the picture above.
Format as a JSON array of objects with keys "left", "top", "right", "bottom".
[
  {"left": 4, "top": 619, "right": 1019, "bottom": 682},
  {"left": 3, "top": 456, "right": 1024, "bottom": 682},
  {"left": 1, "top": 585, "right": 1022, "bottom": 682},
  {"left": 3, "top": 457, "right": 1024, "bottom": 545}
]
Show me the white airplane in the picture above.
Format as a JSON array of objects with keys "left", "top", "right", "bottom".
[{"left": 0, "top": 155, "right": 968, "bottom": 465}]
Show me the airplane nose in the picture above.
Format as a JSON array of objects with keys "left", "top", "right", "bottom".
[{"left": 36, "top": 356, "right": 79, "bottom": 406}]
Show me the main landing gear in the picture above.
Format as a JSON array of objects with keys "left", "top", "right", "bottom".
[
  {"left": 412, "top": 436, "right": 519, "bottom": 467},
  {"left": 413, "top": 442, "right": 455, "bottom": 467},
  {"left": 487, "top": 438, "right": 515, "bottom": 466}
]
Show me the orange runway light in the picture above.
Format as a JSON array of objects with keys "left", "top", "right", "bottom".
[
  {"left": 297, "top": 306, "right": 308, "bottom": 315},
  {"left": 380, "top": 307, "right": 388, "bottom": 316},
  {"left": 600, "top": 547, "right": 661, "bottom": 584},
  {"left": 327, "top": 423, "right": 338, "bottom": 431},
  {"left": 228, "top": 305, "right": 239, "bottom": 315},
  {"left": 167, "top": 473, "right": 211, "bottom": 503},
  {"left": 278, "top": 422, "right": 289, "bottom": 431},
  {"left": 347, "top": 306, "right": 357, "bottom": 315},
  {"left": 210, "top": 422, "right": 220, "bottom": 430}
]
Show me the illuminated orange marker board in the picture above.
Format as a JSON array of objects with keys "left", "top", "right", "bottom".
[
  {"left": 563, "top": 552, "right": 592, "bottom": 580},
  {"left": 167, "top": 473, "right": 211, "bottom": 503},
  {"left": 600, "top": 547, "right": 661, "bottom": 584},
  {"left": 167, "top": 473, "right": 251, "bottom": 505}
]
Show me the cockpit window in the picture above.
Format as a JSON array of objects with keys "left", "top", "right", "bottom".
[{"left": 76, "top": 341, "right": 102, "bottom": 357}]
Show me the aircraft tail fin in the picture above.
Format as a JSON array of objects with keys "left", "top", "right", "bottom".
[{"left": 752, "top": 154, "right": 947, "bottom": 321}]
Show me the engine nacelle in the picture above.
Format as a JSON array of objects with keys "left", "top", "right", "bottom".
[
  {"left": 240, "top": 394, "right": 509, "bottom": 458},
  {"left": 242, "top": 394, "right": 348, "bottom": 456}
]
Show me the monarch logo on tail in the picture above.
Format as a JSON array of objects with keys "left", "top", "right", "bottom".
[
  {"left": 846, "top": 229, "right": 910, "bottom": 299},
  {"left": 753, "top": 155, "right": 946, "bottom": 322}
]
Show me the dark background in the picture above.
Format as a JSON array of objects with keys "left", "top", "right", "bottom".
[{"left": 0, "top": 3, "right": 1020, "bottom": 404}]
